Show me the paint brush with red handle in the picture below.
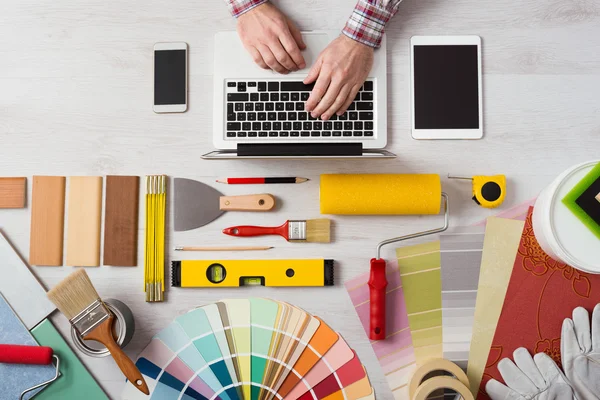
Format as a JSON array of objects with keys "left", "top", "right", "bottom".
[{"left": 223, "top": 219, "right": 331, "bottom": 243}]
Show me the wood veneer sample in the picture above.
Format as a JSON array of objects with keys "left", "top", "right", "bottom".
[
  {"left": 29, "top": 176, "right": 66, "bottom": 266},
  {"left": 103, "top": 175, "right": 139, "bottom": 266},
  {"left": 66, "top": 176, "right": 103, "bottom": 267},
  {"left": 0, "top": 177, "right": 26, "bottom": 208}
]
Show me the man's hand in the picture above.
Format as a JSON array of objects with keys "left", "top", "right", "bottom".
[
  {"left": 304, "top": 35, "right": 374, "bottom": 120},
  {"left": 237, "top": 3, "right": 306, "bottom": 74}
]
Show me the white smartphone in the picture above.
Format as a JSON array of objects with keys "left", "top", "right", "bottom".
[
  {"left": 410, "top": 36, "right": 483, "bottom": 139},
  {"left": 153, "top": 42, "right": 188, "bottom": 113}
]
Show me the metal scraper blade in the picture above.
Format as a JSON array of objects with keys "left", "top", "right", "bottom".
[{"left": 174, "top": 178, "right": 225, "bottom": 231}]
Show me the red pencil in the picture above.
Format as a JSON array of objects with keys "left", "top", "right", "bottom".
[{"left": 216, "top": 177, "right": 309, "bottom": 184}]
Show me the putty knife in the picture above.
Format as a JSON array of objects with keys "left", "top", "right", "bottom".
[{"left": 174, "top": 178, "right": 276, "bottom": 231}]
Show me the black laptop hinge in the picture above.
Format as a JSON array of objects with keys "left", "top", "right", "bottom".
[{"left": 237, "top": 143, "right": 363, "bottom": 157}]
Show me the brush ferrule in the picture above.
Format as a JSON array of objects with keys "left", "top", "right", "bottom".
[
  {"left": 287, "top": 221, "right": 306, "bottom": 241},
  {"left": 70, "top": 300, "right": 111, "bottom": 337}
]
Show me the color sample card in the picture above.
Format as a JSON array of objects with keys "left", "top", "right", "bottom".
[
  {"left": 440, "top": 226, "right": 485, "bottom": 368},
  {"left": 479, "top": 209, "right": 600, "bottom": 399},
  {"left": 396, "top": 241, "right": 443, "bottom": 364},
  {"left": 467, "top": 217, "right": 524, "bottom": 396},
  {"left": 221, "top": 299, "right": 252, "bottom": 399},
  {"left": 345, "top": 261, "right": 416, "bottom": 400},
  {"left": 474, "top": 197, "right": 536, "bottom": 226},
  {"left": 176, "top": 307, "right": 241, "bottom": 400},
  {"left": 31, "top": 319, "right": 108, "bottom": 400},
  {"left": 0, "top": 231, "right": 55, "bottom": 329},
  {"left": 299, "top": 351, "right": 366, "bottom": 399},
  {"left": 285, "top": 338, "right": 355, "bottom": 400},
  {"left": 277, "top": 317, "right": 339, "bottom": 398},
  {"left": 123, "top": 299, "right": 372, "bottom": 400}
]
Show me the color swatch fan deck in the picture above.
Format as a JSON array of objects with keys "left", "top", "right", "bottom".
[{"left": 121, "top": 298, "right": 375, "bottom": 400}]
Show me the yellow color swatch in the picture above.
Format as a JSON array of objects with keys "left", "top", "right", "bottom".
[
  {"left": 467, "top": 217, "right": 524, "bottom": 395},
  {"left": 396, "top": 241, "right": 443, "bottom": 364}
]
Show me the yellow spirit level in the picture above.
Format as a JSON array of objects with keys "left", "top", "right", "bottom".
[{"left": 171, "top": 259, "right": 334, "bottom": 288}]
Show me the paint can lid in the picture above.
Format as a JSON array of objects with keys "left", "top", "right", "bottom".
[{"left": 548, "top": 161, "right": 600, "bottom": 273}]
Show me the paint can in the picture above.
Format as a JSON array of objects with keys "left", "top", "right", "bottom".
[
  {"left": 71, "top": 298, "right": 135, "bottom": 357},
  {"left": 532, "top": 160, "right": 600, "bottom": 274}
]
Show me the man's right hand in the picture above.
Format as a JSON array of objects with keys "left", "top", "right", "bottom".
[{"left": 236, "top": 3, "right": 306, "bottom": 74}]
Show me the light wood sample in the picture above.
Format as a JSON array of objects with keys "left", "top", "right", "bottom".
[
  {"left": 66, "top": 176, "right": 103, "bottom": 266},
  {"left": 0, "top": 177, "right": 27, "bottom": 208},
  {"left": 29, "top": 176, "right": 66, "bottom": 266},
  {"left": 103, "top": 175, "right": 139, "bottom": 266}
]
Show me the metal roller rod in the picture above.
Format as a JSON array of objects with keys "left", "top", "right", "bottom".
[
  {"left": 20, "top": 355, "right": 60, "bottom": 400},
  {"left": 376, "top": 193, "right": 449, "bottom": 259}
]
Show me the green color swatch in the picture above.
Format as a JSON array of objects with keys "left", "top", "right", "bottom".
[
  {"left": 31, "top": 319, "right": 108, "bottom": 400},
  {"left": 250, "top": 298, "right": 279, "bottom": 399}
]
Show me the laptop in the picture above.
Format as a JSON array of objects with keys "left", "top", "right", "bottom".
[{"left": 203, "top": 31, "right": 395, "bottom": 159}]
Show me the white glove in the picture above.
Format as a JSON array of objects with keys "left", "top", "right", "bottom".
[
  {"left": 486, "top": 347, "right": 576, "bottom": 400},
  {"left": 561, "top": 304, "right": 600, "bottom": 400}
]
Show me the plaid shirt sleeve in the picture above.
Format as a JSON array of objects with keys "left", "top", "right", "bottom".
[
  {"left": 342, "top": 0, "right": 402, "bottom": 48},
  {"left": 225, "top": 0, "right": 268, "bottom": 17}
]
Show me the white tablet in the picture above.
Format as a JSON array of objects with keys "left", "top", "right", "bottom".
[{"left": 410, "top": 36, "right": 483, "bottom": 139}]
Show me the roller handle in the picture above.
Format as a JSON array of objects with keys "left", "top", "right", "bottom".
[
  {"left": 223, "top": 222, "right": 289, "bottom": 240},
  {"left": 369, "top": 258, "right": 388, "bottom": 340},
  {"left": 0, "top": 344, "right": 53, "bottom": 365}
]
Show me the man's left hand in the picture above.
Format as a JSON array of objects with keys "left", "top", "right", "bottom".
[{"left": 304, "top": 35, "right": 374, "bottom": 120}]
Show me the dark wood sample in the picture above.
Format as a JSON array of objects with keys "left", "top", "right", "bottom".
[{"left": 103, "top": 176, "right": 140, "bottom": 266}]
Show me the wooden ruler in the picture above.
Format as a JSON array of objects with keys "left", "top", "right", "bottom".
[
  {"left": 66, "top": 176, "right": 103, "bottom": 267},
  {"left": 0, "top": 177, "right": 26, "bottom": 208},
  {"left": 103, "top": 176, "right": 139, "bottom": 266},
  {"left": 29, "top": 176, "right": 66, "bottom": 266}
]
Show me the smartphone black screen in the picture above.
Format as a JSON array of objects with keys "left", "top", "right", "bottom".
[{"left": 154, "top": 49, "right": 186, "bottom": 106}]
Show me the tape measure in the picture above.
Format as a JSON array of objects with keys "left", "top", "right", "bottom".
[{"left": 449, "top": 174, "right": 506, "bottom": 208}]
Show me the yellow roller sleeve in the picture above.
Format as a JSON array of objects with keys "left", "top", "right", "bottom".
[{"left": 320, "top": 174, "right": 441, "bottom": 215}]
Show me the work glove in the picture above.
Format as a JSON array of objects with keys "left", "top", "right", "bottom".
[
  {"left": 486, "top": 347, "right": 576, "bottom": 400},
  {"left": 561, "top": 304, "right": 600, "bottom": 400}
]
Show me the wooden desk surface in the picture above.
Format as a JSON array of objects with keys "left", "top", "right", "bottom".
[{"left": 1, "top": 0, "right": 599, "bottom": 398}]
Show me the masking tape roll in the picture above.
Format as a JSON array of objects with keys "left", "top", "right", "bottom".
[
  {"left": 409, "top": 358, "right": 471, "bottom": 400},
  {"left": 320, "top": 174, "right": 441, "bottom": 215},
  {"left": 413, "top": 376, "right": 474, "bottom": 400}
]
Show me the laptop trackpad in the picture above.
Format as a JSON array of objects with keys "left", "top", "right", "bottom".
[{"left": 296, "top": 32, "right": 332, "bottom": 72}]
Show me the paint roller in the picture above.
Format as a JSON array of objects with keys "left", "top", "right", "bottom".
[{"left": 320, "top": 174, "right": 449, "bottom": 340}]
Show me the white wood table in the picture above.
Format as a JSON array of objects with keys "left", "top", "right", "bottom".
[{"left": 1, "top": 0, "right": 599, "bottom": 398}]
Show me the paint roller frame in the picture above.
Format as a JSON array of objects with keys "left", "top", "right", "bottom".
[{"left": 369, "top": 193, "right": 449, "bottom": 340}]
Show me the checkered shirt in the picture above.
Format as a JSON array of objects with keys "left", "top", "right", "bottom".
[
  {"left": 225, "top": 0, "right": 402, "bottom": 48},
  {"left": 342, "top": 0, "right": 402, "bottom": 48}
]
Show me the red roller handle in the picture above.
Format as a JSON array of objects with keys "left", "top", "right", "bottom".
[
  {"left": 223, "top": 222, "right": 289, "bottom": 240},
  {"left": 0, "top": 344, "right": 53, "bottom": 365},
  {"left": 369, "top": 258, "right": 388, "bottom": 340}
]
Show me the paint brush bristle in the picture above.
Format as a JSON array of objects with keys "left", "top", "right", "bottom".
[
  {"left": 305, "top": 219, "right": 331, "bottom": 243},
  {"left": 47, "top": 269, "right": 101, "bottom": 320}
]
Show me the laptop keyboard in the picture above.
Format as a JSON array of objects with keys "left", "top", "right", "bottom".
[{"left": 225, "top": 79, "right": 375, "bottom": 139}]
